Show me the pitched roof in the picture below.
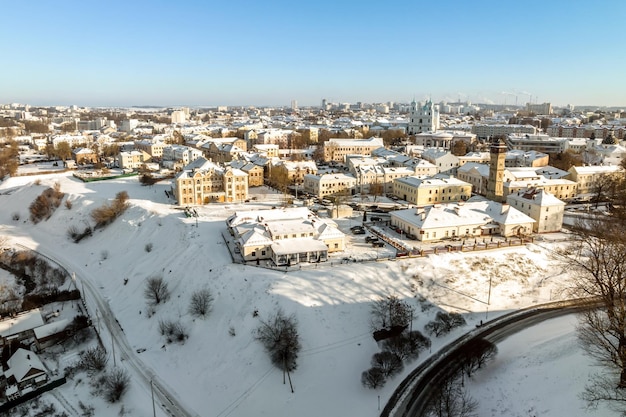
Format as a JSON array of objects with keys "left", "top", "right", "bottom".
[{"left": 6, "top": 349, "right": 46, "bottom": 383}]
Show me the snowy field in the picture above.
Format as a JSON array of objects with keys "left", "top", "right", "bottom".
[{"left": 0, "top": 170, "right": 615, "bottom": 417}]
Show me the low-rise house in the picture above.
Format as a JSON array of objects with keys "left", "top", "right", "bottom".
[
  {"left": 33, "top": 319, "right": 70, "bottom": 350},
  {"left": 0, "top": 309, "right": 44, "bottom": 347},
  {"left": 71, "top": 147, "right": 98, "bottom": 164},
  {"left": 507, "top": 188, "right": 565, "bottom": 233},
  {"left": 227, "top": 207, "right": 345, "bottom": 265},
  {"left": 117, "top": 150, "right": 151, "bottom": 170},
  {"left": 420, "top": 148, "right": 460, "bottom": 174},
  {"left": 4, "top": 349, "right": 49, "bottom": 400},
  {"left": 302, "top": 173, "right": 357, "bottom": 198},
  {"left": 390, "top": 197, "right": 535, "bottom": 242}
]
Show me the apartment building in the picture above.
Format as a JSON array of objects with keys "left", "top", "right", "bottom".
[
  {"left": 506, "top": 133, "right": 568, "bottom": 154},
  {"left": 173, "top": 157, "right": 248, "bottom": 205},
  {"left": 472, "top": 124, "right": 537, "bottom": 139}
]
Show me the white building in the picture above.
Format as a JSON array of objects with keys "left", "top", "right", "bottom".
[
  {"left": 303, "top": 173, "right": 357, "bottom": 198},
  {"left": 390, "top": 197, "right": 535, "bottom": 242},
  {"left": 407, "top": 100, "right": 440, "bottom": 134},
  {"left": 507, "top": 188, "right": 565, "bottom": 233},
  {"left": 171, "top": 110, "right": 186, "bottom": 124}
]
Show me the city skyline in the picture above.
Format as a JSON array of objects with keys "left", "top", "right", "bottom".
[{"left": 2, "top": 0, "right": 625, "bottom": 108}]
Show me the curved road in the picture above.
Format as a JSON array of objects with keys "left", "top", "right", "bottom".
[
  {"left": 382, "top": 299, "right": 598, "bottom": 417},
  {"left": 15, "top": 243, "right": 199, "bottom": 417}
]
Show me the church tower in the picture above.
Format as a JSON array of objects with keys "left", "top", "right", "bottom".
[
  {"left": 407, "top": 100, "right": 440, "bottom": 135},
  {"left": 486, "top": 137, "right": 507, "bottom": 202}
]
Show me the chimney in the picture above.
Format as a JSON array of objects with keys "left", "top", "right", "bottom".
[{"left": 501, "top": 203, "right": 510, "bottom": 214}]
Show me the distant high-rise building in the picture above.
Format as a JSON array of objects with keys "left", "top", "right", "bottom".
[
  {"left": 526, "top": 102, "right": 552, "bottom": 115},
  {"left": 291, "top": 100, "right": 298, "bottom": 111},
  {"left": 407, "top": 100, "right": 440, "bottom": 134},
  {"left": 171, "top": 110, "right": 186, "bottom": 124}
]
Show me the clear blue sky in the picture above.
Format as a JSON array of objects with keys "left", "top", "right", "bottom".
[{"left": 2, "top": 0, "right": 625, "bottom": 108}]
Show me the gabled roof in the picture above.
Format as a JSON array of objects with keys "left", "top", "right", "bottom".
[
  {"left": 0, "top": 309, "right": 44, "bottom": 338},
  {"left": 6, "top": 349, "right": 46, "bottom": 383}
]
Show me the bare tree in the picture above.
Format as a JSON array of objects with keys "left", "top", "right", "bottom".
[
  {"left": 371, "top": 351, "right": 404, "bottom": 378},
  {"left": 558, "top": 216, "right": 626, "bottom": 411},
  {"left": 189, "top": 288, "right": 214, "bottom": 318},
  {"left": 425, "top": 377, "right": 478, "bottom": 417},
  {"left": 382, "top": 330, "right": 431, "bottom": 361},
  {"left": 144, "top": 276, "right": 170, "bottom": 305},
  {"left": 254, "top": 309, "right": 301, "bottom": 373},
  {"left": 361, "top": 367, "right": 386, "bottom": 389},
  {"left": 371, "top": 295, "right": 414, "bottom": 331},
  {"left": 425, "top": 311, "right": 466, "bottom": 337},
  {"left": 459, "top": 338, "right": 497, "bottom": 377}
]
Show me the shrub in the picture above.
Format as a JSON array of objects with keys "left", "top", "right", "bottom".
[
  {"left": 189, "top": 288, "right": 214, "bottom": 318},
  {"left": 144, "top": 243, "right": 153, "bottom": 253},
  {"left": 425, "top": 311, "right": 467, "bottom": 337},
  {"left": 29, "top": 186, "right": 65, "bottom": 223},
  {"left": 101, "top": 250, "right": 109, "bottom": 260},
  {"left": 361, "top": 367, "right": 386, "bottom": 389},
  {"left": 91, "top": 191, "right": 130, "bottom": 228},
  {"left": 79, "top": 346, "right": 108, "bottom": 373},
  {"left": 158, "top": 318, "right": 188, "bottom": 344},
  {"left": 103, "top": 368, "right": 130, "bottom": 403},
  {"left": 12, "top": 212, "right": 20, "bottom": 221},
  {"left": 65, "top": 199, "right": 73, "bottom": 209},
  {"left": 67, "top": 224, "right": 92, "bottom": 243}
]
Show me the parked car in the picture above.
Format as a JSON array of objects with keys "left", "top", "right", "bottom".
[
  {"left": 352, "top": 228, "right": 366, "bottom": 235},
  {"left": 365, "top": 236, "right": 379, "bottom": 243},
  {"left": 405, "top": 233, "right": 417, "bottom": 240},
  {"left": 372, "top": 241, "right": 385, "bottom": 247},
  {"left": 370, "top": 216, "right": 382, "bottom": 222}
]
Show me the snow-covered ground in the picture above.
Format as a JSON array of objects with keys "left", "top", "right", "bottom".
[{"left": 0, "top": 170, "right": 615, "bottom": 416}]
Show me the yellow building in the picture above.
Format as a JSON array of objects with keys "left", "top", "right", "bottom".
[
  {"left": 323, "top": 137, "right": 384, "bottom": 162},
  {"left": 392, "top": 176, "right": 472, "bottom": 207},
  {"left": 567, "top": 165, "right": 623, "bottom": 196},
  {"left": 173, "top": 157, "right": 248, "bottom": 205}
]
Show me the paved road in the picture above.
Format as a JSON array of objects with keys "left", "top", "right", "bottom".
[
  {"left": 15, "top": 243, "right": 199, "bottom": 417},
  {"left": 382, "top": 300, "right": 597, "bottom": 417}
]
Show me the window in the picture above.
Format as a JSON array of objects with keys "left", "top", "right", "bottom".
[
  {"left": 261, "top": 250, "right": 266, "bottom": 256},
  {"left": 334, "top": 243, "right": 338, "bottom": 249}
]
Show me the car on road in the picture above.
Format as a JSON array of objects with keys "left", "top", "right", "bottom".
[
  {"left": 370, "top": 216, "right": 382, "bottom": 222},
  {"left": 372, "top": 241, "right": 385, "bottom": 247},
  {"left": 352, "top": 228, "right": 366, "bottom": 235},
  {"left": 365, "top": 236, "right": 379, "bottom": 243}
]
